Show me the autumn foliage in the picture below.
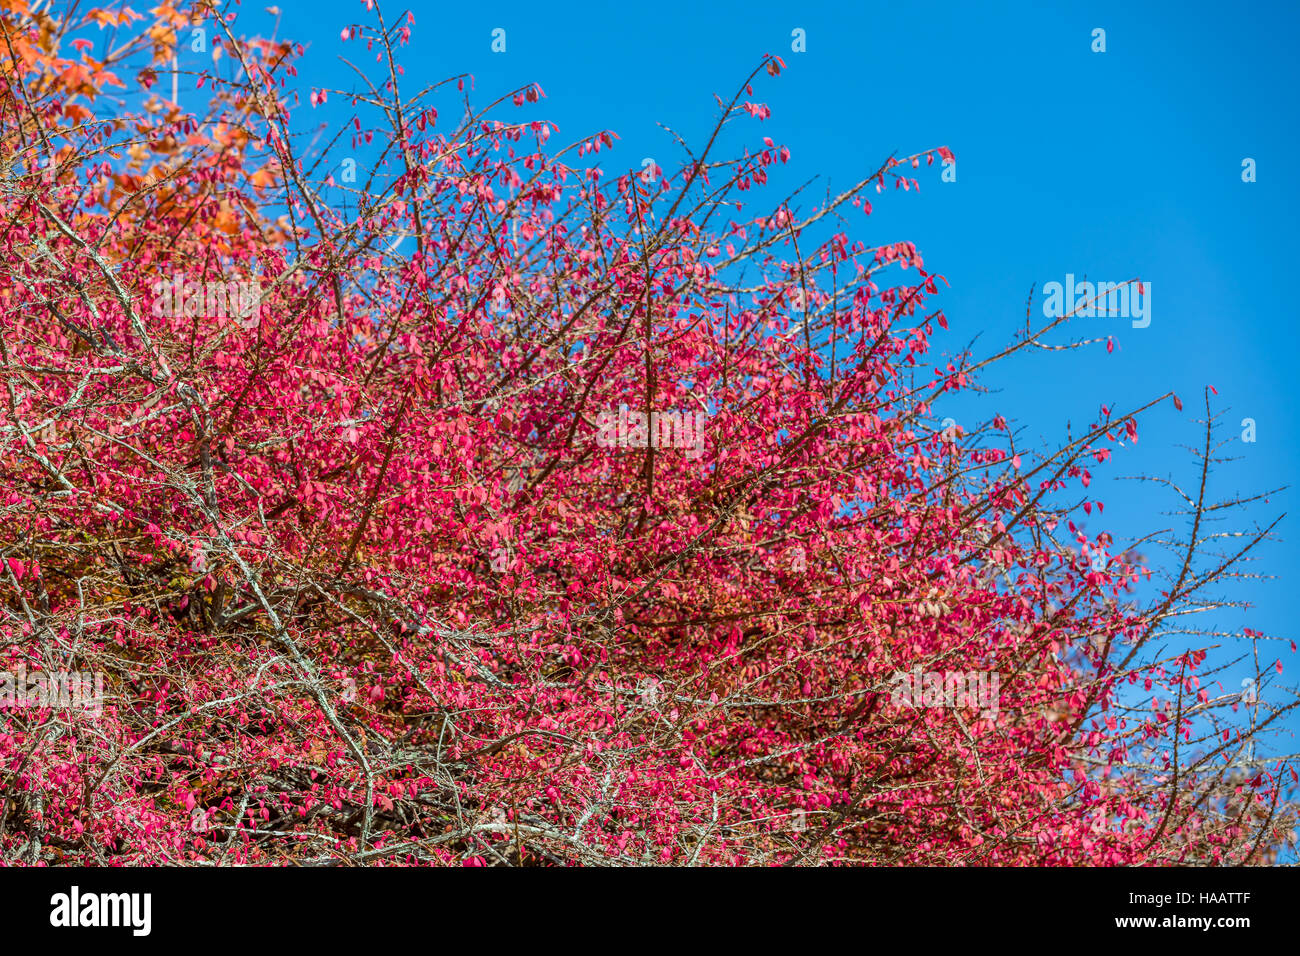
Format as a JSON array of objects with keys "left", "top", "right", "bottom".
[{"left": 0, "top": 1, "right": 1294, "bottom": 865}]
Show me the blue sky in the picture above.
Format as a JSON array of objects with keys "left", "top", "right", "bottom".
[{"left": 212, "top": 0, "right": 1299, "bottom": 765}]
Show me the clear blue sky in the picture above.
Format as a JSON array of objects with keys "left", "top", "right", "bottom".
[{"left": 212, "top": 0, "right": 1300, "bottom": 765}]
